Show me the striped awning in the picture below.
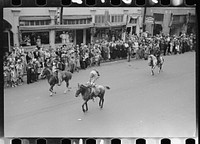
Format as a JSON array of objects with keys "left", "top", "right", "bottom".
[
  {"left": 19, "top": 24, "right": 93, "bottom": 31},
  {"left": 95, "top": 22, "right": 126, "bottom": 28},
  {"left": 63, "top": 15, "right": 92, "bottom": 20},
  {"left": 19, "top": 16, "right": 51, "bottom": 21}
]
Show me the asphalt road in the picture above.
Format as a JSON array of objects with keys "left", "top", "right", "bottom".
[{"left": 4, "top": 52, "right": 196, "bottom": 138}]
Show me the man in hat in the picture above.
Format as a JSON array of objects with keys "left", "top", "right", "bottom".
[
  {"left": 26, "top": 60, "right": 33, "bottom": 84},
  {"left": 87, "top": 69, "right": 100, "bottom": 101},
  {"left": 52, "top": 61, "right": 59, "bottom": 85}
]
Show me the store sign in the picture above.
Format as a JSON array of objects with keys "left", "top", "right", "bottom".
[{"left": 145, "top": 16, "right": 154, "bottom": 23}]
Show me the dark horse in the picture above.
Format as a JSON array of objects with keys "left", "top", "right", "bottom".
[
  {"left": 148, "top": 54, "right": 164, "bottom": 75},
  {"left": 40, "top": 67, "right": 72, "bottom": 96},
  {"left": 75, "top": 84, "right": 110, "bottom": 112}
]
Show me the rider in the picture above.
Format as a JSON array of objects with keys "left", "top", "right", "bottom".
[
  {"left": 154, "top": 46, "right": 161, "bottom": 65},
  {"left": 52, "top": 61, "right": 59, "bottom": 85},
  {"left": 87, "top": 69, "right": 100, "bottom": 101}
]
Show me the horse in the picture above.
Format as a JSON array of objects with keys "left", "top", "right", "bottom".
[
  {"left": 148, "top": 54, "right": 164, "bottom": 76},
  {"left": 75, "top": 83, "right": 110, "bottom": 112},
  {"left": 40, "top": 67, "right": 72, "bottom": 96}
]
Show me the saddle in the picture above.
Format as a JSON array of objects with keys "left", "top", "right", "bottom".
[
  {"left": 156, "top": 56, "right": 161, "bottom": 65},
  {"left": 87, "top": 84, "right": 100, "bottom": 97}
]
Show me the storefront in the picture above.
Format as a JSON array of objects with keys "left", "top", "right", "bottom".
[
  {"left": 169, "top": 14, "right": 187, "bottom": 36},
  {"left": 126, "top": 15, "right": 140, "bottom": 36},
  {"left": 3, "top": 19, "right": 13, "bottom": 53},
  {"left": 93, "top": 23, "right": 125, "bottom": 42},
  {"left": 187, "top": 14, "right": 196, "bottom": 34},
  {"left": 18, "top": 15, "right": 93, "bottom": 50}
]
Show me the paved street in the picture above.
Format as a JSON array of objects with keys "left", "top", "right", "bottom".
[{"left": 4, "top": 52, "right": 196, "bottom": 138}]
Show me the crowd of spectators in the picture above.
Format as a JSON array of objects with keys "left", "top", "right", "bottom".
[{"left": 4, "top": 32, "right": 196, "bottom": 88}]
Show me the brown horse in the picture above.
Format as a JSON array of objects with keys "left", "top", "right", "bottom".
[
  {"left": 40, "top": 67, "right": 72, "bottom": 96},
  {"left": 75, "top": 84, "right": 110, "bottom": 112}
]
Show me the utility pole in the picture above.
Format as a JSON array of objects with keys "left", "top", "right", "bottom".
[
  {"left": 60, "top": 7, "right": 63, "bottom": 24},
  {"left": 142, "top": 7, "right": 147, "bottom": 32}
]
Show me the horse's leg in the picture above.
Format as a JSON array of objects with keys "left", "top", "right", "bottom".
[
  {"left": 160, "top": 64, "right": 163, "bottom": 72},
  {"left": 64, "top": 81, "right": 69, "bottom": 94},
  {"left": 99, "top": 97, "right": 101, "bottom": 107},
  {"left": 82, "top": 103, "right": 85, "bottom": 112},
  {"left": 85, "top": 101, "right": 88, "bottom": 111},
  {"left": 151, "top": 66, "right": 154, "bottom": 75},
  {"left": 158, "top": 65, "right": 161, "bottom": 73},
  {"left": 101, "top": 98, "right": 104, "bottom": 109},
  {"left": 82, "top": 100, "right": 88, "bottom": 112},
  {"left": 49, "top": 85, "right": 53, "bottom": 96},
  {"left": 49, "top": 85, "right": 56, "bottom": 96}
]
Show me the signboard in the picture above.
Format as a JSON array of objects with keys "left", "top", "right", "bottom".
[{"left": 145, "top": 16, "right": 154, "bottom": 23}]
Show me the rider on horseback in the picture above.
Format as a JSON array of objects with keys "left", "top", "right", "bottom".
[
  {"left": 52, "top": 61, "right": 59, "bottom": 85},
  {"left": 87, "top": 69, "right": 100, "bottom": 101},
  {"left": 154, "top": 46, "right": 161, "bottom": 65}
]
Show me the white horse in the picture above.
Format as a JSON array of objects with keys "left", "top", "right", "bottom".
[{"left": 148, "top": 54, "right": 164, "bottom": 75}]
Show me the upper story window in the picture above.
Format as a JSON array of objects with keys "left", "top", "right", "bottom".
[
  {"left": 153, "top": 13, "right": 164, "bottom": 22},
  {"left": 63, "top": 18, "right": 91, "bottom": 25},
  {"left": 19, "top": 20, "right": 51, "bottom": 26},
  {"left": 111, "top": 14, "right": 123, "bottom": 23},
  {"left": 19, "top": 16, "right": 51, "bottom": 26}
]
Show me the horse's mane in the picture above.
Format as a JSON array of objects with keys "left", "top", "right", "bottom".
[
  {"left": 44, "top": 67, "right": 53, "bottom": 76},
  {"left": 80, "top": 84, "right": 90, "bottom": 94}
]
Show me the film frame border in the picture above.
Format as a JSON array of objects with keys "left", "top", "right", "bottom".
[{"left": 0, "top": 0, "right": 198, "bottom": 144}]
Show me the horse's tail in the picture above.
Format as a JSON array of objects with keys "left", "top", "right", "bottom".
[{"left": 105, "top": 86, "right": 110, "bottom": 90}]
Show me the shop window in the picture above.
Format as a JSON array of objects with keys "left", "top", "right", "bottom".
[
  {"left": 21, "top": 31, "right": 49, "bottom": 46},
  {"left": 55, "top": 30, "right": 74, "bottom": 44}
]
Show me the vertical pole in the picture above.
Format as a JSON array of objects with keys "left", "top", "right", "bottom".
[
  {"left": 60, "top": 7, "right": 63, "bottom": 25},
  {"left": 142, "top": 7, "right": 147, "bottom": 32}
]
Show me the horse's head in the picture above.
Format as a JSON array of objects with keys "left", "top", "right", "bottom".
[
  {"left": 75, "top": 83, "right": 86, "bottom": 97},
  {"left": 148, "top": 55, "right": 153, "bottom": 66},
  {"left": 40, "top": 67, "right": 51, "bottom": 78}
]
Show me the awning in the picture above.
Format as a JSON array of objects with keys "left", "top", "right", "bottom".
[
  {"left": 19, "top": 25, "right": 52, "bottom": 31},
  {"left": 54, "top": 24, "right": 93, "bottom": 30},
  {"left": 129, "top": 15, "right": 139, "bottom": 19},
  {"left": 19, "top": 24, "right": 93, "bottom": 31},
  {"left": 19, "top": 16, "right": 51, "bottom": 21},
  {"left": 63, "top": 15, "right": 92, "bottom": 20},
  {"left": 95, "top": 23, "right": 126, "bottom": 28}
]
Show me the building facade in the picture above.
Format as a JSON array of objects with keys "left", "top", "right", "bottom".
[
  {"left": 144, "top": 7, "right": 196, "bottom": 36},
  {"left": 3, "top": 7, "right": 142, "bottom": 52}
]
